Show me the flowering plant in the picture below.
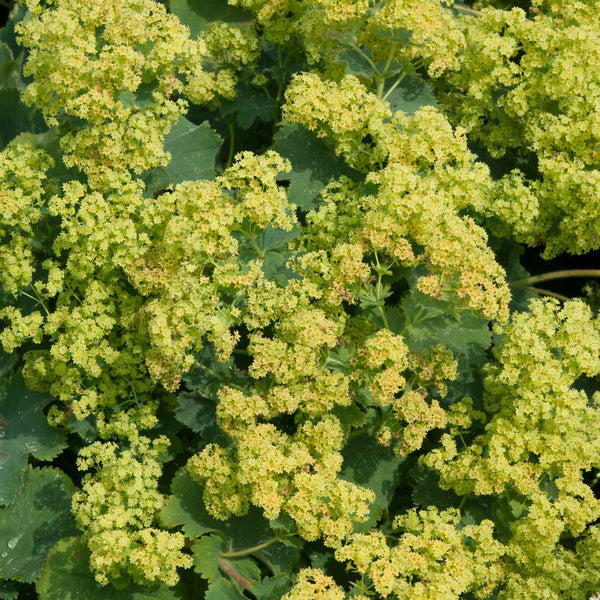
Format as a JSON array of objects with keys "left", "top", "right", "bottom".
[{"left": 0, "top": 0, "right": 599, "bottom": 598}]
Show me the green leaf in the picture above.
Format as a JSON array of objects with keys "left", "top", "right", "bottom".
[
  {"left": 192, "top": 535, "right": 225, "bottom": 583},
  {"left": 161, "top": 468, "right": 300, "bottom": 574},
  {"left": 252, "top": 575, "right": 292, "bottom": 599},
  {"left": 161, "top": 470, "right": 271, "bottom": 546},
  {"left": 400, "top": 289, "right": 492, "bottom": 359},
  {"left": 191, "top": 534, "right": 261, "bottom": 588},
  {"left": 386, "top": 75, "right": 437, "bottom": 115},
  {"left": 205, "top": 579, "right": 244, "bottom": 600},
  {"left": 174, "top": 392, "right": 217, "bottom": 435},
  {"left": 222, "top": 82, "right": 275, "bottom": 129},
  {"left": 255, "top": 225, "right": 299, "bottom": 252},
  {"left": 0, "top": 350, "right": 16, "bottom": 378},
  {"left": 144, "top": 117, "right": 222, "bottom": 195},
  {"left": 160, "top": 468, "right": 218, "bottom": 539},
  {"left": 170, "top": 0, "right": 253, "bottom": 37},
  {"left": 36, "top": 538, "right": 180, "bottom": 600},
  {"left": 0, "top": 373, "right": 67, "bottom": 506},
  {"left": 0, "top": 89, "right": 45, "bottom": 150},
  {"left": 0, "top": 467, "right": 77, "bottom": 582},
  {"left": 222, "top": 557, "right": 260, "bottom": 585},
  {"left": 273, "top": 125, "right": 356, "bottom": 211},
  {"left": 340, "top": 434, "right": 402, "bottom": 530},
  {"left": 0, "top": 43, "right": 24, "bottom": 90},
  {"left": 0, "top": 581, "right": 17, "bottom": 600},
  {"left": 336, "top": 47, "right": 375, "bottom": 78},
  {"left": 183, "top": 345, "right": 248, "bottom": 401},
  {"left": 410, "top": 464, "right": 459, "bottom": 510},
  {"left": 0, "top": 5, "right": 27, "bottom": 58}
]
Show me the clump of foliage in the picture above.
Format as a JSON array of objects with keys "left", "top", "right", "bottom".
[{"left": 0, "top": 0, "right": 599, "bottom": 599}]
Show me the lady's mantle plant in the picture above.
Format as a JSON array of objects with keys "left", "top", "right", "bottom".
[{"left": 0, "top": 0, "right": 599, "bottom": 598}]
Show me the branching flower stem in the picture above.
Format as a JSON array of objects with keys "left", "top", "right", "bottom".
[
  {"left": 221, "top": 536, "right": 279, "bottom": 558},
  {"left": 511, "top": 270, "right": 600, "bottom": 287}
]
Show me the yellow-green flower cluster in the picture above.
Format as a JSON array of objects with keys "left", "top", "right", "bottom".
[
  {"left": 362, "top": 0, "right": 465, "bottom": 76},
  {"left": 0, "top": 141, "right": 52, "bottom": 294},
  {"left": 16, "top": 0, "right": 255, "bottom": 189},
  {"left": 187, "top": 285, "right": 376, "bottom": 546},
  {"left": 230, "top": 0, "right": 463, "bottom": 73},
  {"left": 336, "top": 507, "right": 504, "bottom": 599},
  {"left": 282, "top": 567, "right": 346, "bottom": 600},
  {"left": 72, "top": 435, "right": 192, "bottom": 586},
  {"left": 436, "top": 3, "right": 600, "bottom": 256},
  {"left": 284, "top": 73, "right": 510, "bottom": 321},
  {"left": 423, "top": 299, "right": 600, "bottom": 598}
]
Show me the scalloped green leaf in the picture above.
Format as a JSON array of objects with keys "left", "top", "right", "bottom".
[
  {"left": 386, "top": 75, "right": 437, "bottom": 115},
  {"left": 273, "top": 124, "right": 356, "bottom": 211},
  {"left": 170, "top": 0, "right": 253, "bottom": 37},
  {"left": 36, "top": 538, "right": 181, "bottom": 600},
  {"left": 160, "top": 468, "right": 224, "bottom": 539},
  {"left": 161, "top": 468, "right": 301, "bottom": 573},
  {"left": 252, "top": 575, "right": 292, "bottom": 599},
  {"left": 0, "top": 467, "right": 77, "bottom": 582},
  {"left": 400, "top": 289, "right": 492, "bottom": 359},
  {"left": 222, "top": 82, "right": 275, "bottom": 129},
  {"left": 0, "top": 89, "right": 45, "bottom": 150},
  {"left": 340, "top": 434, "right": 402, "bottom": 530},
  {"left": 192, "top": 535, "right": 225, "bottom": 583},
  {"left": 0, "top": 373, "right": 67, "bottom": 506},
  {"left": 205, "top": 579, "right": 244, "bottom": 600},
  {"left": 144, "top": 117, "right": 222, "bottom": 195},
  {"left": 191, "top": 535, "right": 260, "bottom": 590}
]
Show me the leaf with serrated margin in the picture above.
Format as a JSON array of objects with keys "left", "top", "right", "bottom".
[
  {"left": 36, "top": 538, "right": 180, "bottom": 600},
  {"left": 222, "top": 82, "right": 275, "bottom": 129},
  {"left": 400, "top": 289, "right": 491, "bottom": 360},
  {"left": 340, "top": 433, "right": 402, "bottom": 530},
  {"left": 252, "top": 575, "right": 292, "bottom": 599},
  {"left": 170, "top": 0, "right": 253, "bottom": 37},
  {"left": 144, "top": 117, "right": 222, "bottom": 195},
  {"left": 386, "top": 74, "right": 437, "bottom": 115},
  {"left": 183, "top": 345, "right": 249, "bottom": 401},
  {"left": 160, "top": 468, "right": 223, "bottom": 539},
  {"left": 273, "top": 125, "right": 357, "bottom": 211},
  {"left": 0, "top": 89, "right": 45, "bottom": 150},
  {"left": 174, "top": 392, "right": 217, "bottom": 435},
  {"left": 0, "top": 373, "right": 67, "bottom": 506},
  {"left": 206, "top": 579, "right": 244, "bottom": 600},
  {"left": 161, "top": 468, "right": 301, "bottom": 574},
  {"left": 0, "top": 467, "right": 77, "bottom": 582},
  {"left": 192, "top": 535, "right": 225, "bottom": 583}
]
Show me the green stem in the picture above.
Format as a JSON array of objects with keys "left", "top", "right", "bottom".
[
  {"left": 511, "top": 269, "right": 600, "bottom": 287},
  {"left": 20, "top": 290, "right": 50, "bottom": 317},
  {"left": 248, "top": 236, "right": 265, "bottom": 259},
  {"left": 218, "top": 557, "right": 252, "bottom": 590},
  {"left": 378, "top": 305, "right": 390, "bottom": 330},
  {"left": 352, "top": 44, "right": 379, "bottom": 75},
  {"left": 382, "top": 71, "right": 406, "bottom": 102},
  {"left": 226, "top": 119, "right": 235, "bottom": 169},
  {"left": 454, "top": 3, "right": 480, "bottom": 15},
  {"left": 221, "top": 537, "right": 279, "bottom": 558},
  {"left": 520, "top": 286, "right": 571, "bottom": 303},
  {"left": 375, "top": 76, "right": 385, "bottom": 99}
]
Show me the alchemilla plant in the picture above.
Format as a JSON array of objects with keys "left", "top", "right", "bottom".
[{"left": 0, "top": 0, "right": 599, "bottom": 598}]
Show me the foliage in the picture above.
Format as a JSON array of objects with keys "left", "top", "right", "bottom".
[{"left": 0, "top": 0, "right": 599, "bottom": 599}]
